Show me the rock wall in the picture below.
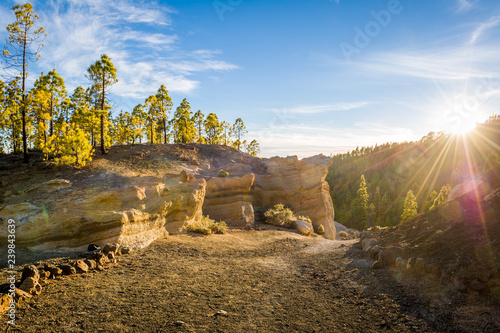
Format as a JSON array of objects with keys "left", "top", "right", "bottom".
[
  {"left": 202, "top": 174, "right": 255, "bottom": 227},
  {"left": 0, "top": 178, "right": 206, "bottom": 251},
  {"left": 253, "top": 155, "right": 336, "bottom": 239},
  {"left": 0, "top": 149, "right": 337, "bottom": 252},
  {"left": 202, "top": 154, "right": 336, "bottom": 239}
]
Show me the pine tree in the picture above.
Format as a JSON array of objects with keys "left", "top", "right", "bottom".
[
  {"left": 401, "top": 190, "right": 418, "bottom": 222},
  {"left": 144, "top": 94, "right": 158, "bottom": 144},
  {"left": 174, "top": 98, "right": 195, "bottom": 144},
  {"left": 205, "top": 113, "right": 221, "bottom": 144},
  {"left": 131, "top": 104, "right": 147, "bottom": 144},
  {"left": 192, "top": 110, "right": 205, "bottom": 143},
  {"left": 34, "top": 70, "right": 67, "bottom": 136},
  {"left": 232, "top": 118, "right": 247, "bottom": 150},
  {"left": 87, "top": 54, "right": 118, "bottom": 154},
  {"left": 155, "top": 85, "right": 173, "bottom": 144},
  {"left": 2, "top": 3, "right": 46, "bottom": 162},
  {"left": 245, "top": 139, "right": 260, "bottom": 156},
  {"left": 53, "top": 122, "right": 94, "bottom": 167},
  {"left": 430, "top": 184, "right": 451, "bottom": 210},
  {"left": 352, "top": 174, "right": 369, "bottom": 229}
]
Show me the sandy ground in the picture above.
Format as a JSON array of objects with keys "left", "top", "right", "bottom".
[{"left": 4, "top": 229, "right": 495, "bottom": 332}]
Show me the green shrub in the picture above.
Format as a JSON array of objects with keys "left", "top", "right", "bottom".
[
  {"left": 347, "top": 230, "right": 359, "bottom": 238},
  {"left": 315, "top": 225, "right": 325, "bottom": 235},
  {"left": 297, "top": 215, "right": 312, "bottom": 224},
  {"left": 264, "top": 204, "right": 296, "bottom": 228},
  {"left": 188, "top": 216, "right": 227, "bottom": 235},
  {"left": 218, "top": 169, "right": 229, "bottom": 177},
  {"left": 338, "top": 231, "right": 349, "bottom": 238}
]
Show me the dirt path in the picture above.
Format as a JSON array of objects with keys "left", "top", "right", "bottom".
[{"left": 2, "top": 230, "right": 465, "bottom": 332}]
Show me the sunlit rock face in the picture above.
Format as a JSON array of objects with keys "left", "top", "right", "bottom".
[
  {"left": 202, "top": 174, "right": 255, "bottom": 227},
  {"left": 253, "top": 155, "right": 336, "bottom": 240},
  {"left": 0, "top": 148, "right": 337, "bottom": 252},
  {"left": 202, "top": 154, "right": 336, "bottom": 239},
  {"left": 0, "top": 178, "right": 206, "bottom": 251}
]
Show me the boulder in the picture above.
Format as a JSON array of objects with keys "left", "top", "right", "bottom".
[
  {"left": 73, "top": 260, "right": 89, "bottom": 273},
  {"left": 88, "top": 244, "right": 100, "bottom": 251},
  {"left": 295, "top": 220, "right": 313, "bottom": 236},
  {"left": 59, "top": 264, "right": 76, "bottom": 275},
  {"left": 44, "top": 264, "right": 63, "bottom": 279},
  {"left": 376, "top": 247, "right": 401, "bottom": 267},
  {"left": 84, "top": 259, "right": 97, "bottom": 270},
  {"left": 202, "top": 174, "right": 255, "bottom": 227},
  {"left": 395, "top": 257, "right": 407, "bottom": 271},
  {"left": 19, "top": 277, "right": 42, "bottom": 295},
  {"left": 362, "top": 238, "right": 377, "bottom": 252},
  {"left": 103, "top": 243, "right": 119, "bottom": 254},
  {"left": 253, "top": 155, "right": 336, "bottom": 239},
  {"left": 21, "top": 265, "right": 39, "bottom": 283}
]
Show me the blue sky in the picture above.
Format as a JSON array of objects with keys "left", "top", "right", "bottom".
[{"left": 1, "top": 0, "right": 500, "bottom": 157}]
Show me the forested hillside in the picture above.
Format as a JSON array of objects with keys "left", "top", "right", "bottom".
[{"left": 326, "top": 115, "right": 500, "bottom": 230}]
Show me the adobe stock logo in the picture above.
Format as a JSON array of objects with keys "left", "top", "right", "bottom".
[
  {"left": 340, "top": 0, "right": 410, "bottom": 62},
  {"left": 213, "top": 0, "right": 243, "bottom": 21}
]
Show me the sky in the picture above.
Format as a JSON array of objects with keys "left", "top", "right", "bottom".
[{"left": 1, "top": 0, "right": 500, "bottom": 158}]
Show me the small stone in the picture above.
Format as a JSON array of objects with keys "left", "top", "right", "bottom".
[
  {"left": 44, "top": 264, "right": 63, "bottom": 279},
  {"left": 395, "top": 257, "right": 407, "bottom": 271},
  {"left": 88, "top": 244, "right": 100, "bottom": 251},
  {"left": 103, "top": 243, "right": 119, "bottom": 254},
  {"left": 107, "top": 252, "right": 116, "bottom": 261},
  {"left": 96, "top": 265, "right": 104, "bottom": 271},
  {"left": 21, "top": 265, "right": 40, "bottom": 283},
  {"left": 84, "top": 259, "right": 97, "bottom": 270},
  {"left": 175, "top": 321, "right": 185, "bottom": 326},
  {"left": 215, "top": 310, "right": 228, "bottom": 316},
  {"left": 94, "top": 252, "right": 109, "bottom": 266},
  {"left": 372, "top": 260, "right": 382, "bottom": 269},
  {"left": 39, "top": 270, "right": 51, "bottom": 280},
  {"left": 59, "top": 264, "right": 77, "bottom": 275},
  {"left": 121, "top": 247, "right": 131, "bottom": 255},
  {"left": 73, "top": 260, "right": 89, "bottom": 273},
  {"left": 19, "top": 277, "right": 42, "bottom": 295}
]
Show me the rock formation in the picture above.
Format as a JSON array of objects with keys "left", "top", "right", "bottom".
[
  {"left": 0, "top": 177, "right": 206, "bottom": 251},
  {"left": 0, "top": 145, "right": 337, "bottom": 251},
  {"left": 202, "top": 174, "right": 255, "bottom": 227}
]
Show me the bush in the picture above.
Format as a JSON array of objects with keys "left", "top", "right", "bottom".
[
  {"left": 297, "top": 215, "right": 312, "bottom": 224},
  {"left": 264, "top": 204, "right": 297, "bottom": 228},
  {"left": 188, "top": 216, "right": 227, "bottom": 235},
  {"left": 338, "top": 231, "right": 349, "bottom": 238},
  {"left": 347, "top": 230, "right": 359, "bottom": 238},
  {"left": 218, "top": 169, "right": 229, "bottom": 177},
  {"left": 315, "top": 225, "right": 325, "bottom": 235}
]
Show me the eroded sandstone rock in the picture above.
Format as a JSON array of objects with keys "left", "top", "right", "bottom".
[{"left": 202, "top": 174, "right": 255, "bottom": 227}]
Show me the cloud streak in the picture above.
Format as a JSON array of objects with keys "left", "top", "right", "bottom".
[
  {"left": 471, "top": 16, "right": 500, "bottom": 44},
  {"left": 2, "top": 0, "right": 238, "bottom": 98},
  {"left": 269, "top": 102, "right": 369, "bottom": 115}
]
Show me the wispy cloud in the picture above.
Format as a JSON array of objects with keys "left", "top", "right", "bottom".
[
  {"left": 1, "top": 0, "right": 237, "bottom": 98},
  {"left": 356, "top": 45, "right": 500, "bottom": 81},
  {"left": 457, "top": 0, "right": 479, "bottom": 12},
  {"left": 471, "top": 16, "right": 500, "bottom": 43},
  {"left": 252, "top": 122, "right": 415, "bottom": 158},
  {"left": 269, "top": 102, "right": 368, "bottom": 115}
]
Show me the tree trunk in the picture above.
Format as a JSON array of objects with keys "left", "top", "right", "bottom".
[
  {"left": 163, "top": 118, "right": 167, "bottom": 144},
  {"left": 21, "top": 33, "right": 28, "bottom": 163},
  {"left": 100, "top": 76, "right": 106, "bottom": 154},
  {"left": 49, "top": 96, "right": 53, "bottom": 137}
]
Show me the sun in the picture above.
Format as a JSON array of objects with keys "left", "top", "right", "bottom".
[{"left": 448, "top": 117, "right": 478, "bottom": 135}]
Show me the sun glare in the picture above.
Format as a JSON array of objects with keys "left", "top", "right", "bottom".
[{"left": 448, "top": 118, "right": 478, "bottom": 135}]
